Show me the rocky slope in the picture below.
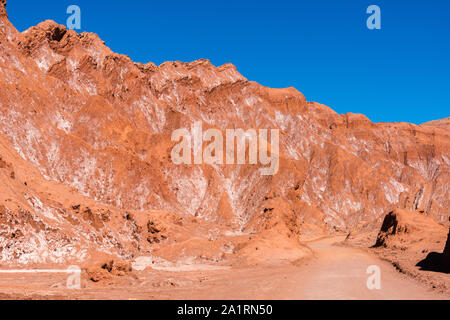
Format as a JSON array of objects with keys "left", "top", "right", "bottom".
[
  {"left": 0, "top": 2, "right": 449, "bottom": 265},
  {"left": 374, "top": 209, "right": 447, "bottom": 250},
  {"left": 423, "top": 117, "right": 450, "bottom": 131},
  {"left": 359, "top": 209, "right": 450, "bottom": 292}
]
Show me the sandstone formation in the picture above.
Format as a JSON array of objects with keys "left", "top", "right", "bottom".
[
  {"left": 374, "top": 209, "right": 447, "bottom": 250},
  {"left": 423, "top": 117, "right": 450, "bottom": 131},
  {"left": 0, "top": 4, "right": 449, "bottom": 266},
  {"left": 375, "top": 209, "right": 450, "bottom": 277},
  {"left": 84, "top": 254, "right": 133, "bottom": 283}
]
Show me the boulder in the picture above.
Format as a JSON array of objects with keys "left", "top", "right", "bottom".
[{"left": 374, "top": 208, "right": 444, "bottom": 249}]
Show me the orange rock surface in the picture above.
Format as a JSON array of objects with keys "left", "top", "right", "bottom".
[{"left": 0, "top": 2, "right": 449, "bottom": 266}]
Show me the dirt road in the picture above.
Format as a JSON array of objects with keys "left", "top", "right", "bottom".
[
  {"left": 129, "top": 236, "right": 447, "bottom": 299},
  {"left": 281, "top": 236, "right": 444, "bottom": 300},
  {"left": 0, "top": 236, "right": 447, "bottom": 299}
]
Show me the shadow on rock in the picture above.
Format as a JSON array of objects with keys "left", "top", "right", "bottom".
[{"left": 416, "top": 252, "right": 450, "bottom": 274}]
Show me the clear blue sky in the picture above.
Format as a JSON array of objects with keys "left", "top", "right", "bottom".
[{"left": 7, "top": 0, "right": 449, "bottom": 124}]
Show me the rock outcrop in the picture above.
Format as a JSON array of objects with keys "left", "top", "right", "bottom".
[
  {"left": 84, "top": 254, "right": 133, "bottom": 283},
  {"left": 423, "top": 117, "right": 450, "bottom": 131},
  {"left": 374, "top": 209, "right": 447, "bottom": 249},
  {"left": 0, "top": 4, "right": 449, "bottom": 265}
]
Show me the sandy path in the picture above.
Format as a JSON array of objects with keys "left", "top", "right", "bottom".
[
  {"left": 0, "top": 236, "right": 447, "bottom": 300},
  {"left": 129, "top": 236, "right": 446, "bottom": 300},
  {"left": 281, "top": 236, "right": 444, "bottom": 300}
]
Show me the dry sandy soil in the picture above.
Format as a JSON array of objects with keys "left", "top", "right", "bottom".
[{"left": 0, "top": 235, "right": 447, "bottom": 300}]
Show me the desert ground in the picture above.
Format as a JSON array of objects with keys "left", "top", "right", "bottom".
[{"left": 0, "top": 234, "right": 447, "bottom": 300}]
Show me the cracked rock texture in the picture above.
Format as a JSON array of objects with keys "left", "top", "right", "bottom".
[{"left": 0, "top": 6, "right": 449, "bottom": 265}]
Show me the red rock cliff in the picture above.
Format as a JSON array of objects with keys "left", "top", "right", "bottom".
[{"left": 0, "top": 5, "right": 449, "bottom": 263}]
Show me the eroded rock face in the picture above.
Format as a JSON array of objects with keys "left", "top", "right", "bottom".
[
  {"left": 0, "top": 5, "right": 449, "bottom": 264},
  {"left": 374, "top": 209, "right": 446, "bottom": 249},
  {"left": 423, "top": 117, "right": 450, "bottom": 131},
  {"left": 84, "top": 254, "right": 133, "bottom": 283}
]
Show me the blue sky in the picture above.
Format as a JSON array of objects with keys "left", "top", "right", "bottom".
[{"left": 7, "top": 0, "right": 449, "bottom": 124}]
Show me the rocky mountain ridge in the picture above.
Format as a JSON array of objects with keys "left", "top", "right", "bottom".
[{"left": 0, "top": 2, "right": 448, "bottom": 264}]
